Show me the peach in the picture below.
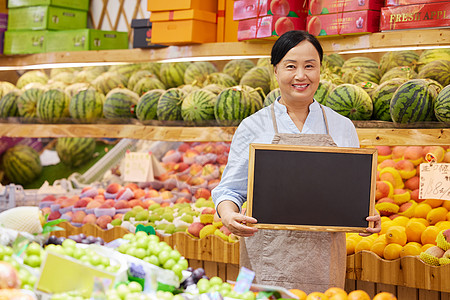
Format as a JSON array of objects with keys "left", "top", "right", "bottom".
[
  {"left": 97, "top": 188, "right": 105, "bottom": 195},
  {"left": 392, "top": 146, "right": 407, "bottom": 160},
  {"left": 173, "top": 162, "right": 190, "bottom": 173},
  {"left": 220, "top": 225, "right": 231, "bottom": 236},
  {"left": 398, "top": 200, "right": 418, "bottom": 218},
  {"left": 216, "top": 154, "right": 228, "bottom": 165},
  {"left": 106, "top": 183, "right": 122, "bottom": 194},
  {"left": 99, "top": 202, "right": 114, "bottom": 209},
  {"left": 60, "top": 198, "right": 77, "bottom": 208},
  {"left": 163, "top": 162, "right": 176, "bottom": 171},
  {"left": 175, "top": 197, "right": 191, "bottom": 204},
  {"left": 377, "top": 197, "right": 395, "bottom": 204},
  {"left": 61, "top": 211, "right": 73, "bottom": 221},
  {"left": 96, "top": 215, "right": 112, "bottom": 229},
  {"left": 41, "top": 207, "right": 51, "bottom": 216},
  {"left": 187, "top": 222, "right": 205, "bottom": 238},
  {"left": 309, "top": 0, "right": 323, "bottom": 15},
  {"left": 161, "top": 191, "right": 174, "bottom": 200},
  {"left": 133, "top": 189, "right": 145, "bottom": 199},
  {"left": 41, "top": 195, "right": 56, "bottom": 202},
  {"left": 193, "top": 144, "right": 207, "bottom": 153},
  {"left": 404, "top": 146, "right": 424, "bottom": 165},
  {"left": 189, "top": 164, "right": 203, "bottom": 176},
  {"left": 124, "top": 183, "right": 139, "bottom": 191},
  {"left": 377, "top": 159, "right": 396, "bottom": 171},
  {"left": 202, "top": 207, "right": 216, "bottom": 215},
  {"left": 389, "top": 214, "right": 400, "bottom": 220},
  {"left": 93, "top": 195, "right": 105, "bottom": 202},
  {"left": 376, "top": 146, "right": 392, "bottom": 156},
  {"left": 82, "top": 214, "right": 97, "bottom": 225},
  {"left": 376, "top": 181, "right": 393, "bottom": 200},
  {"left": 379, "top": 171, "right": 396, "bottom": 188},
  {"left": 410, "top": 189, "right": 425, "bottom": 203},
  {"left": 160, "top": 202, "right": 171, "bottom": 207},
  {"left": 128, "top": 199, "right": 145, "bottom": 208},
  {"left": 145, "top": 189, "right": 160, "bottom": 198},
  {"left": 74, "top": 198, "right": 90, "bottom": 208},
  {"left": 404, "top": 176, "right": 419, "bottom": 191},
  {"left": 86, "top": 200, "right": 102, "bottom": 209},
  {"left": 275, "top": 17, "right": 295, "bottom": 36},
  {"left": 72, "top": 211, "right": 87, "bottom": 223},
  {"left": 48, "top": 211, "right": 61, "bottom": 221},
  {"left": 157, "top": 172, "right": 172, "bottom": 182},
  {"left": 394, "top": 159, "right": 417, "bottom": 179},
  {"left": 270, "top": 0, "right": 290, "bottom": 16},
  {"left": 142, "top": 200, "right": 154, "bottom": 209},
  {"left": 195, "top": 188, "right": 211, "bottom": 200},
  {"left": 55, "top": 196, "right": 68, "bottom": 204},
  {"left": 178, "top": 143, "right": 191, "bottom": 152},
  {"left": 306, "top": 16, "right": 321, "bottom": 36},
  {"left": 188, "top": 176, "right": 206, "bottom": 186},
  {"left": 113, "top": 213, "right": 123, "bottom": 220},
  {"left": 184, "top": 149, "right": 199, "bottom": 158},
  {"left": 114, "top": 200, "right": 131, "bottom": 209},
  {"left": 393, "top": 188, "right": 411, "bottom": 205},
  {"left": 202, "top": 164, "right": 218, "bottom": 177}
]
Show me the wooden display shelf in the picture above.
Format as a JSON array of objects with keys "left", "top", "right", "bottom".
[
  {"left": 0, "top": 123, "right": 448, "bottom": 145},
  {"left": 0, "top": 29, "right": 448, "bottom": 68}
]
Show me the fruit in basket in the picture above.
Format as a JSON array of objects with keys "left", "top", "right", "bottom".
[
  {"left": 69, "top": 87, "right": 105, "bottom": 122},
  {"left": 420, "top": 245, "right": 444, "bottom": 265},
  {"left": 325, "top": 84, "right": 373, "bottom": 120},
  {"left": 187, "top": 222, "right": 205, "bottom": 238},
  {"left": 373, "top": 292, "right": 397, "bottom": 300},
  {"left": 375, "top": 181, "right": 394, "bottom": 200},
  {"left": 436, "top": 229, "right": 450, "bottom": 251},
  {"left": 434, "top": 85, "right": 450, "bottom": 124},
  {"left": 2, "top": 144, "right": 42, "bottom": 185},
  {"left": 36, "top": 88, "right": 71, "bottom": 123},
  {"left": 347, "top": 290, "right": 370, "bottom": 300}
]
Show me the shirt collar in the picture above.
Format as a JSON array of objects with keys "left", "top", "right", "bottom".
[{"left": 274, "top": 97, "right": 320, "bottom": 113}]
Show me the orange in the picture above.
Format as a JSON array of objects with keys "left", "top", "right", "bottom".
[
  {"left": 426, "top": 207, "right": 448, "bottom": 225},
  {"left": 373, "top": 292, "right": 397, "bottom": 300},
  {"left": 413, "top": 203, "right": 432, "bottom": 218},
  {"left": 392, "top": 216, "right": 409, "bottom": 227},
  {"left": 325, "top": 287, "right": 347, "bottom": 298},
  {"left": 422, "top": 243, "right": 435, "bottom": 252},
  {"left": 383, "top": 243, "right": 403, "bottom": 260},
  {"left": 290, "top": 289, "right": 307, "bottom": 300},
  {"left": 400, "top": 242, "right": 422, "bottom": 257},
  {"left": 385, "top": 226, "right": 407, "bottom": 246},
  {"left": 355, "top": 238, "right": 373, "bottom": 253},
  {"left": 370, "top": 241, "right": 387, "bottom": 258},
  {"left": 421, "top": 226, "right": 441, "bottom": 245},
  {"left": 424, "top": 199, "right": 444, "bottom": 208},
  {"left": 447, "top": 211, "right": 450, "bottom": 221},
  {"left": 405, "top": 221, "right": 427, "bottom": 243},
  {"left": 442, "top": 200, "right": 450, "bottom": 210},
  {"left": 380, "top": 220, "right": 396, "bottom": 235},
  {"left": 347, "top": 290, "right": 371, "bottom": 300},
  {"left": 306, "top": 292, "right": 329, "bottom": 300}
]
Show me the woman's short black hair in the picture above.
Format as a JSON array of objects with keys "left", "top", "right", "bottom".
[{"left": 271, "top": 30, "right": 323, "bottom": 66}]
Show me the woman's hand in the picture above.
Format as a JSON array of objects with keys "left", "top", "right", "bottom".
[
  {"left": 360, "top": 212, "right": 381, "bottom": 237},
  {"left": 221, "top": 211, "right": 258, "bottom": 237}
]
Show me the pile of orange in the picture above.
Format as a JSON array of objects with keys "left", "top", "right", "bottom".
[{"left": 289, "top": 287, "right": 397, "bottom": 299}]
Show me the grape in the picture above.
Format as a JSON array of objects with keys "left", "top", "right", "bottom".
[
  {"left": 86, "top": 236, "right": 96, "bottom": 243},
  {"left": 186, "top": 267, "right": 194, "bottom": 272},
  {"left": 56, "top": 237, "right": 66, "bottom": 245},
  {"left": 79, "top": 233, "right": 86, "bottom": 239},
  {"left": 192, "top": 267, "right": 205, "bottom": 280},
  {"left": 68, "top": 235, "right": 82, "bottom": 243},
  {"left": 46, "top": 235, "right": 59, "bottom": 245},
  {"left": 81, "top": 239, "right": 90, "bottom": 244}
]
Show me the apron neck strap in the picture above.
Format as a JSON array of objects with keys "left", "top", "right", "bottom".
[
  {"left": 270, "top": 103, "right": 279, "bottom": 134},
  {"left": 319, "top": 104, "right": 331, "bottom": 135}
]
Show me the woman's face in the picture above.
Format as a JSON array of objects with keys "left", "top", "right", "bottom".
[{"left": 274, "top": 40, "right": 321, "bottom": 105}]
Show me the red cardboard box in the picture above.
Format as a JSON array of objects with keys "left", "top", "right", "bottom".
[
  {"left": 306, "top": 10, "right": 380, "bottom": 36},
  {"left": 234, "top": 0, "right": 308, "bottom": 20},
  {"left": 308, "top": 0, "right": 384, "bottom": 15},
  {"left": 238, "top": 15, "right": 307, "bottom": 40},
  {"left": 385, "top": 0, "right": 447, "bottom": 6},
  {"left": 380, "top": 2, "right": 450, "bottom": 30}
]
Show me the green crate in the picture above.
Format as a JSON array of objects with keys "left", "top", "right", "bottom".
[
  {"left": 8, "top": 6, "right": 87, "bottom": 30},
  {"left": 8, "top": 0, "right": 90, "bottom": 11},
  {"left": 4, "top": 30, "right": 47, "bottom": 54},
  {"left": 47, "top": 29, "right": 128, "bottom": 52}
]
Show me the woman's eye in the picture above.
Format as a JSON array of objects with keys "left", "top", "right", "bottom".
[{"left": 286, "top": 65, "right": 295, "bottom": 69}]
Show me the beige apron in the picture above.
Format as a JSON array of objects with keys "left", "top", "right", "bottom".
[{"left": 240, "top": 103, "right": 346, "bottom": 294}]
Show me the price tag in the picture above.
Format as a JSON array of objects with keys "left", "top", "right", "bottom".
[
  {"left": 419, "top": 163, "right": 450, "bottom": 201},
  {"left": 123, "top": 152, "right": 154, "bottom": 182}
]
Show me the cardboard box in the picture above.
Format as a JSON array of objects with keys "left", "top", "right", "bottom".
[
  {"left": 8, "top": 0, "right": 89, "bottom": 11},
  {"left": 217, "top": 0, "right": 239, "bottom": 42},
  {"left": 385, "top": 0, "right": 447, "bottom": 6},
  {"left": 130, "top": 19, "right": 166, "bottom": 48},
  {"left": 237, "top": 15, "right": 307, "bottom": 40},
  {"left": 147, "top": 0, "right": 217, "bottom": 13},
  {"left": 308, "top": 0, "right": 384, "bottom": 15},
  {"left": 4, "top": 30, "right": 47, "bottom": 54},
  {"left": 234, "top": 0, "right": 308, "bottom": 20},
  {"left": 0, "top": 0, "right": 7, "bottom": 13},
  {"left": 0, "top": 13, "right": 6, "bottom": 31},
  {"left": 306, "top": 10, "right": 380, "bottom": 36},
  {"left": 380, "top": 2, "right": 450, "bottom": 31},
  {"left": 46, "top": 29, "right": 128, "bottom": 52},
  {"left": 8, "top": 6, "right": 87, "bottom": 30},
  {"left": 151, "top": 9, "right": 217, "bottom": 45}
]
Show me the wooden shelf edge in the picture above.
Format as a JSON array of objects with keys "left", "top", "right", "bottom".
[{"left": 0, "top": 29, "right": 448, "bottom": 66}]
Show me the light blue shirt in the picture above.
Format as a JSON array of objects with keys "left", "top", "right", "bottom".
[{"left": 212, "top": 99, "right": 360, "bottom": 212}]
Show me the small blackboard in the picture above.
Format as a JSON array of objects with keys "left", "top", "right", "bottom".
[{"left": 246, "top": 144, "right": 377, "bottom": 233}]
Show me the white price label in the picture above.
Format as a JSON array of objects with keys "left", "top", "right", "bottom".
[
  {"left": 123, "top": 152, "right": 154, "bottom": 182},
  {"left": 419, "top": 163, "right": 450, "bottom": 201}
]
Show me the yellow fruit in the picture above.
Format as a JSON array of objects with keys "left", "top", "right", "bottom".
[
  {"left": 355, "top": 238, "right": 373, "bottom": 253},
  {"left": 380, "top": 220, "right": 396, "bottom": 235},
  {"left": 307, "top": 292, "right": 329, "bottom": 300},
  {"left": 413, "top": 203, "right": 432, "bottom": 218},
  {"left": 392, "top": 216, "right": 409, "bottom": 227},
  {"left": 408, "top": 217, "right": 429, "bottom": 227},
  {"left": 346, "top": 238, "right": 358, "bottom": 255},
  {"left": 393, "top": 191, "right": 410, "bottom": 205},
  {"left": 383, "top": 243, "right": 403, "bottom": 260},
  {"left": 324, "top": 287, "right": 347, "bottom": 298},
  {"left": 405, "top": 221, "right": 427, "bottom": 243},
  {"left": 421, "top": 226, "right": 441, "bottom": 245},
  {"left": 370, "top": 241, "right": 387, "bottom": 258},
  {"left": 380, "top": 216, "right": 391, "bottom": 223},
  {"left": 424, "top": 199, "right": 444, "bottom": 208},
  {"left": 442, "top": 200, "right": 450, "bottom": 211},
  {"left": 436, "top": 221, "right": 450, "bottom": 231},
  {"left": 385, "top": 226, "right": 407, "bottom": 246},
  {"left": 422, "top": 243, "right": 435, "bottom": 252},
  {"left": 400, "top": 242, "right": 422, "bottom": 257},
  {"left": 427, "top": 207, "right": 448, "bottom": 225},
  {"left": 373, "top": 292, "right": 397, "bottom": 300},
  {"left": 347, "top": 233, "right": 363, "bottom": 244},
  {"left": 347, "top": 290, "right": 371, "bottom": 300},
  {"left": 290, "top": 289, "right": 307, "bottom": 300},
  {"left": 374, "top": 234, "right": 387, "bottom": 243},
  {"left": 447, "top": 211, "right": 450, "bottom": 221},
  {"left": 379, "top": 167, "right": 404, "bottom": 189}
]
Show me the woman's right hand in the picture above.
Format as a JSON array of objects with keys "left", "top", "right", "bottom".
[{"left": 221, "top": 211, "right": 258, "bottom": 237}]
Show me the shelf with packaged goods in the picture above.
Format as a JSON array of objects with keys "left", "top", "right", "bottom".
[
  {"left": 0, "top": 123, "right": 448, "bottom": 146},
  {"left": 0, "top": 28, "right": 448, "bottom": 67}
]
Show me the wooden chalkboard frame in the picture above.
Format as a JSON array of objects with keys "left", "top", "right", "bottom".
[{"left": 246, "top": 144, "right": 377, "bottom": 233}]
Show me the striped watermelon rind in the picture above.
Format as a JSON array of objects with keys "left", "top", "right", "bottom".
[
  {"left": 127, "top": 70, "right": 154, "bottom": 91},
  {"left": 36, "top": 89, "right": 71, "bottom": 123},
  {"left": 92, "top": 72, "right": 128, "bottom": 94},
  {"left": 2, "top": 144, "right": 42, "bottom": 184},
  {"left": 263, "top": 88, "right": 281, "bottom": 107},
  {"left": 69, "top": 88, "right": 105, "bottom": 122},
  {"left": 222, "top": 59, "right": 255, "bottom": 83},
  {"left": 157, "top": 88, "right": 186, "bottom": 121},
  {"left": 56, "top": 137, "right": 96, "bottom": 167},
  {"left": 434, "top": 85, "right": 450, "bottom": 124},
  {"left": 0, "top": 90, "right": 21, "bottom": 118},
  {"left": 16, "top": 70, "right": 48, "bottom": 89},
  {"left": 325, "top": 84, "right": 373, "bottom": 120},
  {"left": 417, "top": 49, "right": 450, "bottom": 72},
  {"left": 379, "top": 50, "right": 419, "bottom": 74},
  {"left": 184, "top": 61, "right": 218, "bottom": 86},
  {"left": 418, "top": 60, "right": 450, "bottom": 87},
  {"left": 240, "top": 66, "right": 271, "bottom": 95},
  {"left": 341, "top": 57, "right": 381, "bottom": 84},
  {"left": 136, "top": 89, "right": 165, "bottom": 121},
  {"left": 203, "top": 72, "right": 237, "bottom": 88},
  {"left": 0, "top": 81, "right": 17, "bottom": 99},
  {"left": 103, "top": 88, "right": 140, "bottom": 119},
  {"left": 132, "top": 76, "right": 166, "bottom": 96},
  {"left": 181, "top": 89, "right": 217, "bottom": 122},
  {"left": 371, "top": 78, "right": 408, "bottom": 121},
  {"left": 159, "top": 62, "right": 190, "bottom": 89},
  {"left": 380, "top": 66, "right": 418, "bottom": 84},
  {"left": 17, "top": 87, "right": 44, "bottom": 119}
]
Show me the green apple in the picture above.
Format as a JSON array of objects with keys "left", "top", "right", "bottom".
[
  {"left": 127, "top": 281, "right": 143, "bottom": 293},
  {"left": 148, "top": 234, "right": 160, "bottom": 243},
  {"left": 196, "top": 278, "right": 210, "bottom": 294},
  {"left": 209, "top": 276, "right": 223, "bottom": 286}
]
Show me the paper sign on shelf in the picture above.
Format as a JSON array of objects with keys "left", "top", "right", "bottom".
[
  {"left": 419, "top": 163, "right": 450, "bottom": 201},
  {"left": 123, "top": 152, "right": 154, "bottom": 182}
]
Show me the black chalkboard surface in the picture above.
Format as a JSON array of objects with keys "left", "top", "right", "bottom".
[{"left": 246, "top": 144, "right": 377, "bottom": 232}]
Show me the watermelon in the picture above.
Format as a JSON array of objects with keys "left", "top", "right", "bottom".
[
  {"left": 157, "top": 88, "right": 187, "bottom": 121},
  {"left": 0, "top": 90, "right": 21, "bottom": 118},
  {"left": 434, "top": 85, "right": 450, "bottom": 124},
  {"left": 222, "top": 59, "right": 255, "bottom": 82},
  {"left": 84, "top": 66, "right": 109, "bottom": 73},
  {"left": 264, "top": 88, "right": 281, "bottom": 107},
  {"left": 65, "top": 83, "right": 90, "bottom": 98},
  {"left": 418, "top": 60, "right": 450, "bottom": 87},
  {"left": 74, "top": 69, "right": 103, "bottom": 83},
  {"left": 92, "top": 72, "right": 128, "bottom": 94},
  {"left": 355, "top": 81, "right": 378, "bottom": 97},
  {"left": 56, "top": 137, "right": 96, "bottom": 167},
  {"left": 323, "top": 53, "right": 345, "bottom": 68},
  {"left": 103, "top": 88, "right": 140, "bottom": 119},
  {"left": 108, "top": 64, "right": 141, "bottom": 79},
  {"left": 342, "top": 57, "right": 381, "bottom": 84},
  {"left": 47, "top": 81, "right": 68, "bottom": 90},
  {"left": 2, "top": 144, "right": 42, "bottom": 185},
  {"left": 214, "top": 85, "right": 263, "bottom": 125},
  {"left": 203, "top": 72, "right": 237, "bottom": 87},
  {"left": 50, "top": 67, "right": 79, "bottom": 78},
  {"left": 181, "top": 89, "right": 217, "bottom": 122},
  {"left": 256, "top": 57, "right": 271, "bottom": 68},
  {"left": 390, "top": 79, "right": 440, "bottom": 124},
  {"left": 417, "top": 49, "right": 450, "bottom": 71},
  {"left": 128, "top": 70, "right": 154, "bottom": 91},
  {"left": 159, "top": 62, "right": 190, "bottom": 88},
  {"left": 184, "top": 61, "right": 218, "bottom": 86},
  {"left": 36, "top": 89, "right": 71, "bottom": 123},
  {"left": 380, "top": 66, "right": 417, "bottom": 84},
  {"left": 50, "top": 72, "right": 75, "bottom": 85},
  {"left": 379, "top": 50, "right": 419, "bottom": 74},
  {"left": 202, "top": 84, "right": 224, "bottom": 95},
  {"left": 136, "top": 89, "right": 165, "bottom": 121},
  {"left": 0, "top": 82, "right": 17, "bottom": 98},
  {"left": 240, "top": 66, "right": 271, "bottom": 95},
  {"left": 16, "top": 70, "right": 48, "bottom": 89},
  {"left": 180, "top": 84, "right": 200, "bottom": 94},
  {"left": 17, "top": 87, "right": 44, "bottom": 119},
  {"left": 314, "top": 80, "right": 336, "bottom": 104},
  {"left": 371, "top": 78, "right": 408, "bottom": 121},
  {"left": 69, "top": 87, "right": 105, "bottom": 122},
  {"left": 133, "top": 76, "right": 166, "bottom": 96},
  {"left": 325, "top": 84, "right": 373, "bottom": 120},
  {"left": 139, "top": 62, "right": 162, "bottom": 79}
]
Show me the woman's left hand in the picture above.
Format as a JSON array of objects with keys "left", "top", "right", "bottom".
[{"left": 360, "top": 212, "right": 381, "bottom": 237}]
